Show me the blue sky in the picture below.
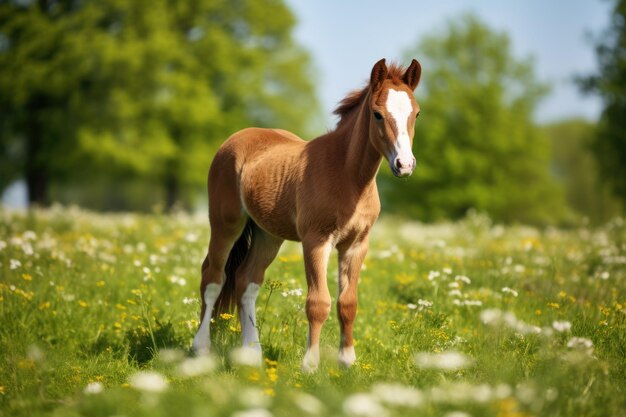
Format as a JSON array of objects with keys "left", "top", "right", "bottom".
[{"left": 284, "top": 0, "right": 611, "bottom": 127}]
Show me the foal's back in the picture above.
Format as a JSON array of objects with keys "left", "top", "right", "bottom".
[{"left": 209, "top": 127, "right": 307, "bottom": 241}]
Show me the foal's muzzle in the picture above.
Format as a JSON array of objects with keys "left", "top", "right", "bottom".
[{"left": 391, "top": 155, "right": 416, "bottom": 178}]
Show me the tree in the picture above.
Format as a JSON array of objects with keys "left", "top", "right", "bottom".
[
  {"left": 379, "top": 14, "right": 566, "bottom": 224},
  {"left": 0, "top": 0, "right": 320, "bottom": 210},
  {"left": 544, "top": 119, "right": 621, "bottom": 224},
  {"left": 579, "top": 0, "right": 626, "bottom": 206}
]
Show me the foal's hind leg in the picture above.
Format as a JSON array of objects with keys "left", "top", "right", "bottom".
[
  {"left": 234, "top": 228, "right": 283, "bottom": 362},
  {"left": 336, "top": 237, "right": 369, "bottom": 367},
  {"left": 192, "top": 219, "right": 246, "bottom": 354}
]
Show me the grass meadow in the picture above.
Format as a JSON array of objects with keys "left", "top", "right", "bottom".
[{"left": 0, "top": 206, "right": 624, "bottom": 417}]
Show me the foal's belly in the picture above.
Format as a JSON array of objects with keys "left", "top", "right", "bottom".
[{"left": 240, "top": 163, "right": 301, "bottom": 242}]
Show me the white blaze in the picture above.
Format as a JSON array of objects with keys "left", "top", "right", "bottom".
[{"left": 385, "top": 89, "right": 414, "bottom": 163}]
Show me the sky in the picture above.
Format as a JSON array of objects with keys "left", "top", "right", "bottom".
[{"left": 284, "top": 0, "right": 612, "bottom": 127}]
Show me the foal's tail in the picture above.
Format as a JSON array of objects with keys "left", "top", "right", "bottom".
[{"left": 213, "top": 219, "right": 254, "bottom": 317}]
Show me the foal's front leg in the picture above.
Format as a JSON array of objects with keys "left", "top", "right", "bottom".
[
  {"left": 337, "top": 237, "right": 368, "bottom": 367},
  {"left": 302, "top": 236, "right": 332, "bottom": 373}
]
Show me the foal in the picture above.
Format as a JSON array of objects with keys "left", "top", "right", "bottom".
[{"left": 193, "top": 58, "right": 422, "bottom": 371}]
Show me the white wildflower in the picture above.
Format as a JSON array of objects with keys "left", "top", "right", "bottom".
[
  {"left": 0, "top": 240, "right": 7, "bottom": 250},
  {"left": 10, "top": 259, "right": 21, "bottom": 269},
  {"left": 448, "top": 290, "right": 462, "bottom": 297},
  {"left": 230, "top": 347, "right": 262, "bottom": 367},
  {"left": 184, "top": 232, "right": 199, "bottom": 243},
  {"left": 293, "top": 392, "right": 324, "bottom": 415},
  {"left": 84, "top": 381, "right": 104, "bottom": 395},
  {"left": 567, "top": 337, "right": 593, "bottom": 350},
  {"left": 406, "top": 303, "right": 417, "bottom": 310},
  {"left": 170, "top": 275, "right": 187, "bottom": 286},
  {"left": 513, "top": 265, "right": 525, "bottom": 273},
  {"left": 343, "top": 393, "right": 388, "bottom": 417},
  {"left": 178, "top": 355, "right": 216, "bottom": 377},
  {"left": 455, "top": 275, "right": 471, "bottom": 284},
  {"left": 240, "top": 387, "right": 271, "bottom": 408},
  {"left": 428, "top": 270, "right": 441, "bottom": 281},
  {"left": 371, "top": 382, "right": 423, "bottom": 408},
  {"left": 128, "top": 371, "right": 168, "bottom": 393},
  {"left": 183, "top": 297, "right": 196, "bottom": 305},
  {"left": 552, "top": 321, "right": 572, "bottom": 332},
  {"left": 443, "top": 267, "right": 452, "bottom": 275},
  {"left": 232, "top": 408, "right": 273, "bottom": 417},
  {"left": 501, "top": 287, "right": 518, "bottom": 297},
  {"left": 415, "top": 351, "right": 472, "bottom": 371},
  {"left": 281, "top": 288, "right": 303, "bottom": 297},
  {"left": 23, "top": 230, "right": 37, "bottom": 240},
  {"left": 444, "top": 412, "right": 471, "bottom": 417}
]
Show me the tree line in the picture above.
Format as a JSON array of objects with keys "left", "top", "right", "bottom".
[{"left": 0, "top": 0, "right": 623, "bottom": 224}]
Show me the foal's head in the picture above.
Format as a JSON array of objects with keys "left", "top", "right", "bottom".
[{"left": 368, "top": 59, "right": 421, "bottom": 177}]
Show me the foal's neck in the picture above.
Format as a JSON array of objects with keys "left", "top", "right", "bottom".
[{"left": 340, "top": 93, "right": 382, "bottom": 192}]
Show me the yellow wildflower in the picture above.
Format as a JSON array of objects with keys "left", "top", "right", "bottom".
[
  {"left": 220, "top": 313, "right": 234, "bottom": 320},
  {"left": 22, "top": 274, "right": 32, "bottom": 281}
]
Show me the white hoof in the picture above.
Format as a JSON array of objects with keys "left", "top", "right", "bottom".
[
  {"left": 192, "top": 336, "right": 210, "bottom": 355},
  {"left": 338, "top": 346, "right": 356, "bottom": 367},
  {"left": 302, "top": 346, "right": 320, "bottom": 373}
]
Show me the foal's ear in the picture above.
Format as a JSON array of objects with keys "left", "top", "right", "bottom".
[
  {"left": 370, "top": 58, "right": 388, "bottom": 91},
  {"left": 403, "top": 59, "right": 422, "bottom": 91}
]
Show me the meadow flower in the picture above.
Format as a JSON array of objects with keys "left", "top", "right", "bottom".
[
  {"left": 230, "top": 347, "right": 263, "bottom": 367},
  {"left": 281, "top": 288, "right": 303, "bottom": 297},
  {"left": 552, "top": 321, "right": 572, "bottom": 332},
  {"left": 232, "top": 409, "right": 273, "bottom": 417},
  {"left": 501, "top": 287, "right": 518, "bottom": 297},
  {"left": 430, "top": 382, "right": 491, "bottom": 404},
  {"left": 84, "top": 381, "right": 104, "bottom": 395},
  {"left": 566, "top": 337, "right": 593, "bottom": 350},
  {"left": 371, "top": 382, "right": 423, "bottom": 408},
  {"left": 428, "top": 270, "right": 441, "bottom": 281},
  {"left": 9, "top": 259, "right": 21, "bottom": 270},
  {"left": 293, "top": 392, "right": 324, "bottom": 415},
  {"left": 406, "top": 303, "right": 418, "bottom": 310},
  {"left": 343, "top": 393, "right": 388, "bottom": 417},
  {"left": 418, "top": 299, "right": 432, "bottom": 308},
  {"left": 443, "top": 412, "right": 471, "bottom": 417},
  {"left": 239, "top": 387, "right": 271, "bottom": 408},
  {"left": 169, "top": 275, "right": 187, "bottom": 286},
  {"left": 0, "top": 240, "right": 6, "bottom": 250},
  {"left": 128, "top": 371, "right": 168, "bottom": 393},
  {"left": 178, "top": 355, "right": 216, "bottom": 377},
  {"left": 182, "top": 297, "right": 196, "bottom": 305},
  {"left": 443, "top": 267, "right": 453, "bottom": 275},
  {"left": 448, "top": 289, "right": 462, "bottom": 298},
  {"left": 415, "top": 351, "right": 472, "bottom": 371},
  {"left": 455, "top": 275, "right": 471, "bottom": 284}
]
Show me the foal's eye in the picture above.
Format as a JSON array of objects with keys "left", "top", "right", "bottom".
[{"left": 373, "top": 111, "right": 383, "bottom": 121}]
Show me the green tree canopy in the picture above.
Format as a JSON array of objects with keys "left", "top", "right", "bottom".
[
  {"left": 379, "top": 14, "right": 566, "bottom": 224},
  {"left": 544, "top": 118, "right": 621, "bottom": 224},
  {"left": 579, "top": 0, "right": 626, "bottom": 206},
  {"left": 0, "top": 0, "right": 321, "bottom": 209}
]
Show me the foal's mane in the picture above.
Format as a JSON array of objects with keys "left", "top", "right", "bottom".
[{"left": 333, "top": 62, "right": 407, "bottom": 126}]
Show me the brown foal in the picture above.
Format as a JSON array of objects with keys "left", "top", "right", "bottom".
[{"left": 193, "top": 58, "right": 422, "bottom": 371}]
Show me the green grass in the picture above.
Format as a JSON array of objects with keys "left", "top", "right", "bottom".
[{"left": 0, "top": 206, "right": 624, "bottom": 417}]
